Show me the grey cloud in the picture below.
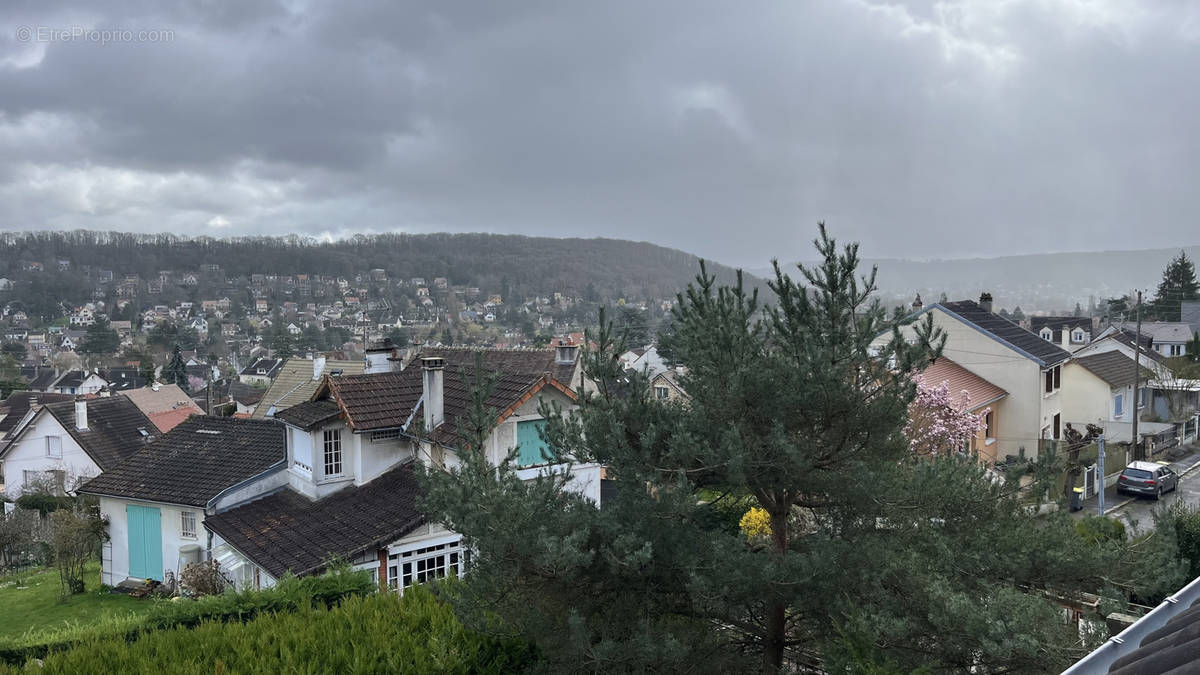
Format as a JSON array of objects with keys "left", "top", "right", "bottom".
[{"left": 0, "top": 1, "right": 1199, "bottom": 267}]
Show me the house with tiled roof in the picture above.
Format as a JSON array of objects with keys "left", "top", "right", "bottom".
[
  {"left": 1107, "top": 321, "right": 1195, "bottom": 359},
  {"left": 0, "top": 396, "right": 155, "bottom": 498},
  {"left": 876, "top": 293, "right": 1071, "bottom": 461},
  {"left": 51, "top": 369, "right": 109, "bottom": 396},
  {"left": 204, "top": 347, "right": 594, "bottom": 593},
  {"left": 117, "top": 383, "right": 204, "bottom": 433},
  {"left": 238, "top": 357, "right": 285, "bottom": 387},
  {"left": 250, "top": 356, "right": 365, "bottom": 420},
  {"left": 78, "top": 416, "right": 287, "bottom": 586},
  {"left": 916, "top": 356, "right": 1008, "bottom": 463}
]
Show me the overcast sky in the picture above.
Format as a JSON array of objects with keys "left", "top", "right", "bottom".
[{"left": 1, "top": 1, "right": 1199, "bottom": 267}]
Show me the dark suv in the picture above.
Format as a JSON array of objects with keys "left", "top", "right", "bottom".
[{"left": 1116, "top": 461, "right": 1179, "bottom": 500}]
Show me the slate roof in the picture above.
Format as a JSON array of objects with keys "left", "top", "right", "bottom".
[
  {"left": 239, "top": 357, "right": 285, "bottom": 379},
  {"left": 251, "top": 358, "right": 364, "bottom": 420},
  {"left": 0, "top": 391, "right": 72, "bottom": 438},
  {"left": 78, "top": 416, "right": 285, "bottom": 506},
  {"left": 53, "top": 370, "right": 101, "bottom": 390},
  {"left": 1028, "top": 316, "right": 1092, "bottom": 343},
  {"left": 1073, "top": 352, "right": 1155, "bottom": 388},
  {"left": 103, "top": 368, "right": 146, "bottom": 391},
  {"left": 1104, "top": 330, "right": 1169, "bottom": 365},
  {"left": 938, "top": 301, "right": 1072, "bottom": 367},
  {"left": 192, "top": 378, "right": 264, "bottom": 408},
  {"left": 918, "top": 357, "right": 1007, "bottom": 410},
  {"left": 38, "top": 397, "right": 156, "bottom": 470},
  {"left": 1114, "top": 321, "right": 1195, "bottom": 344},
  {"left": 203, "top": 462, "right": 425, "bottom": 579},
  {"left": 18, "top": 368, "right": 60, "bottom": 392}
]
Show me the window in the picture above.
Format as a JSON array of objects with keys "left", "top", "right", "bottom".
[
  {"left": 45, "top": 435, "right": 62, "bottom": 459},
  {"left": 984, "top": 411, "right": 994, "bottom": 441},
  {"left": 323, "top": 429, "right": 342, "bottom": 477},
  {"left": 1114, "top": 393, "right": 1124, "bottom": 417},
  {"left": 1044, "top": 366, "right": 1061, "bottom": 394},
  {"left": 1072, "top": 330, "right": 1086, "bottom": 343},
  {"left": 516, "top": 419, "right": 555, "bottom": 467},
  {"left": 1040, "top": 329, "right": 1053, "bottom": 341},
  {"left": 1053, "top": 413, "right": 1061, "bottom": 440},
  {"left": 180, "top": 511, "right": 197, "bottom": 539},
  {"left": 387, "top": 539, "right": 465, "bottom": 593},
  {"left": 654, "top": 386, "right": 669, "bottom": 400},
  {"left": 1170, "top": 344, "right": 1183, "bottom": 357},
  {"left": 370, "top": 429, "right": 401, "bottom": 442}
]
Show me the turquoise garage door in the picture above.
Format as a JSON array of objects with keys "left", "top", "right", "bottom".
[{"left": 126, "top": 504, "right": 163, "bottom": 581}]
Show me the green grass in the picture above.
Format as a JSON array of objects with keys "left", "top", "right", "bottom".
[{"left": 0, "top": 561, "right": 150, "bottom": 641}]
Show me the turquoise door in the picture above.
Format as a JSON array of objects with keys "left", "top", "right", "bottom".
[
  {"left": 516, "top": 420, "right": 551, "bottom": 466},
  {"left": 126, "top": 504, "right": 163, "bottom": 580}
]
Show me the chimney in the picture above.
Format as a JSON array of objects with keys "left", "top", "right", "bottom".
[
  {"left": 313, "top": 355, "right": 327, "bottom": 381},
  {"left": 979, "top": 292, "right": 994, "bottom": 313},
  {"left": 555, "top": 339, "right": 579, "bottom": 365},
  {"left": 151, "top": 381, "right": 161, "bottom": 392},
  {"left": 74, "top": 396, "right": 88, "bottom": 431},
  {"left": 421, "top": 357, "right": 444, "bottom": 430},
  {"left": 911, "top": 294, "right": 923, "bottom": 311}
]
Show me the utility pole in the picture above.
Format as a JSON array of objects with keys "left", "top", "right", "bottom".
[
  {"left": 1097, "top": 434, "right": 1106, "bottom": 515},
  {"left": 1131, "top": 290, "right": 1143, "bottom": 461}
]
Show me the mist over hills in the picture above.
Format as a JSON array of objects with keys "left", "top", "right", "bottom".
[{"left": 756, "top": 246, "right": 1200, "bottom": 314}]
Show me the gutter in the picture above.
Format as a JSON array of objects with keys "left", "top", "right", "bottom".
[{"left": 1062, "top": 573, "right": 1200, "bottom": 674}]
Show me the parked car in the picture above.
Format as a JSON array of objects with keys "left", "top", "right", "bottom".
[{"left": 1116, "top": 461, "right": 1179, "bottom": 500}]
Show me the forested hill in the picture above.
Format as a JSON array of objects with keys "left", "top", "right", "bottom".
[{"left": 0, "top": 231, "right": 757, "bottom": 301}]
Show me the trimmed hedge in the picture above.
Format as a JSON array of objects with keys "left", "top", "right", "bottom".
[
  {"left": 0, "top": 587, "right": 535, "bottom": 674},
  {"left": 0, "top": 565, "right": 375, "bottom": 664}
]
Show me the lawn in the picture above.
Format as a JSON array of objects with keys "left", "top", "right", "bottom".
[{"left": 0, "top": 561, "right": 151, "bottom": 640}]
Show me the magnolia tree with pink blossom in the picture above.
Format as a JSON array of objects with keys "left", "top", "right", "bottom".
[{"left": 904, "top": 377, "right": 987, "bottom": 457}]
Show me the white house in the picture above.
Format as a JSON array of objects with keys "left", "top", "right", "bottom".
[
  {"left": 52, "top": 370, "right": 109, "bottom": 396},
  {"left": 78, "top": 417, "right": 287, "bottom": 586},
  {"left": 1105, "top": 322, "right": 1194, "bottom": 359},
  {"left": 877, "top": 294, "right": 1072, "bottom": 461},
  {"left": 0, "top": 397, "right": 155, "bottom": 498}
]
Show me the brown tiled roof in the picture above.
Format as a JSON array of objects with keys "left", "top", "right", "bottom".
[
  {"left": 919, "top": 357, "right": 1008, "bottom": 411},
  {"left": 203, "top": 462, "right": 425, "bottom": 578},
  {"left": 39, "top": 397, "right": 157, "bottom": 471},
  {"left": 272, "top": 399, "right": 341, "bottom": 431},
  {"left": 251, "top": 358, "right": 365, "bottom": 419},
  {"left": 78, "top": 416, "right": 285, "bottom": 506},
  {"left": 324, "top": 371, "right": 423, "bottom": 432},
  {"left": 423, "top": 347, "right": 579, "bottom": 389},
  {"left": 119, "top": 384, "right": 203, "bottom": 416},
  {"left": 318, "top": 360, "right": 576, "bottom": 446},
  {"left": 147, "top": 408, "right": 198, "bottom": 433}
]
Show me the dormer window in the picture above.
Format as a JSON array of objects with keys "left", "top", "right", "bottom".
[
  {"left": 323, "top": 429, "right": 343, "bottom": 477},
  {"left": 1072, "top": 330, "right": 1086, "bottom": 343},
  {"left": 1039, "top": 329, "right": 1053, "bottom": 341}
]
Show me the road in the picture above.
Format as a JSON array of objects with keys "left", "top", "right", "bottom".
[{"left": 1100, "top": 450, "right": 1200, "bottom": 536}]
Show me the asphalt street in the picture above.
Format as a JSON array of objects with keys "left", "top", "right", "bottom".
[{"left": 1079, "top": 448, "right": 1200, "bottom": 536}]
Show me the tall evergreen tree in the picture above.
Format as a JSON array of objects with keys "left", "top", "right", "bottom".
[
  {"left": 79, "top": 317, "right": 120, "bottom": 355},
  {"left": 163, "top": 344, "right": 188, "bottom": 387},
  {"left": 420, "top": 226, "right": 1180, "bottom": 673},
  {"left": 1152, "top": 251, "right": 1200, "bottom": 321},
  {"left": 138, "top": 354, "right": 156, "bottom": 384}
]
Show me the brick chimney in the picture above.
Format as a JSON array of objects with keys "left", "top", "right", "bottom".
[
  {"left": 421, "top": 357, "right": 444, "bottom": 430},
  {"left": 979, "top": 292, "right": 994, "bottom": 313},
  {"left": 911, "top": 294, "right": 923, "bottom": 312}
]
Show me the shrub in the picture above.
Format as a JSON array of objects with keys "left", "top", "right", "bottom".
[
  {"left": 0, "top": 564, "right": 376, "bottom": 664},
  {"left": 178, "top": 560, "right": 225, "bottom": 597},
  {"left": 0, "top": 587, "right": 536, "bottom": 674},
  {"left": 1074, "top": 516, "right": 1126, "bottom": 545},
  {"left": 1169, "top": 503, "right": 1200, "bottom": 577}
]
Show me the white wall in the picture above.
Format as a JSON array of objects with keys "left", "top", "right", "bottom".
[
  {"left": 1061, "top": 363, "right": 1112, "bottom": 426},
  {"left": 880, "top": 308, "right": 1052, "bottom": 459},
  {"left": 2, "top": 413, "right": 100, "bottom": 498},
  {"left": 99, "top": 496, "right": 206, "bottom": 584}
]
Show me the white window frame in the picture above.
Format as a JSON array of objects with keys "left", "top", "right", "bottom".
[
  {"left": 1040, "top": 329, "right": 1053, "bottom": 341},
  {"left": 323, "top": 429, "right": 343, "bottom": 478},
  {"left": 1072, "top": 330, "right": 1085, "bottom": 343},
  {"left": 180, "top": 511, "right": 197, "bottom": 539},
  {"left": 45, "top": 435, "right": 62, "bottom": 459},
  {"left": 654, "top": 386, "right": 669, "bottom": 400},
  {"left": 1114, "top": 393, "right": 1124, "bottom": 418},
  {"left": 386, "top": 536, "right": 465, "bottom": 594}
]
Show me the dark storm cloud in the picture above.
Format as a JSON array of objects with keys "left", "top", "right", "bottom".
[{"left": 1, "top": 1, "right": 1198, "bottom": 266}]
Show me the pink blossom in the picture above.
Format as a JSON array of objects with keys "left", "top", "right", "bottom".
[{"left": 904, "top": 376, "right": 987, "bottom": 457}]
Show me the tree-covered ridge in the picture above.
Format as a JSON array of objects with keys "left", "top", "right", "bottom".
[{"left": 0, "top": 230, "right": 755, "bottom": 302}]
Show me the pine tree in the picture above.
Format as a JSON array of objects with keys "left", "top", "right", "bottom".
[
  {"left": 163, "top": 344, "right": 187, "bottom": 387},
  {"left": 1152, "top": 251, "right": 1200, "bottom": 321},
  {"left": 138, "top": 354, "right": 156, "bottom": 384},
  {"left": 79, "top": 318, "right": 120, "bottom": 355},
  {"left": 420, "top": 226, "right": 1180, "bottom": 673}
]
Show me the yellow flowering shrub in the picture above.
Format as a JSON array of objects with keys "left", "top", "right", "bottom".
[{"left": 739, "top": 507, "right": 772, "bottom": 539}]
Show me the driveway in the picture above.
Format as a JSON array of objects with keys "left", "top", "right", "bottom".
[{"left": 1086, "top": 448, "right": 1200, "bottom": 536}]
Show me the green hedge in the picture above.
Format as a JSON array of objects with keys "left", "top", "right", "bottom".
[
  {"left": 0, "top": 565, "right": 375, "bottom": 664},
  {"left": 0, "top": 587, "right": 535, "bottom": 674}
]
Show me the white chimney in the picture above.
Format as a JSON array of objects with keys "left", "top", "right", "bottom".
[
  {"left": 151, "top": 382, "right": 161, "bottom": 392},
  {"left": 555, "top": 340, "right": 579, "bottom": 366},
  {"left": 313, "top": 355, "right": 327, "bottom": 381},
  {"left": 75, "top": 396, "right": 88, "bottom": 431},
  {"left": 421, "top": 357, "right": 444, "bottom": 430},
  {"left": 979, "top": 292, "right": 994, "bottom": 314}
]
